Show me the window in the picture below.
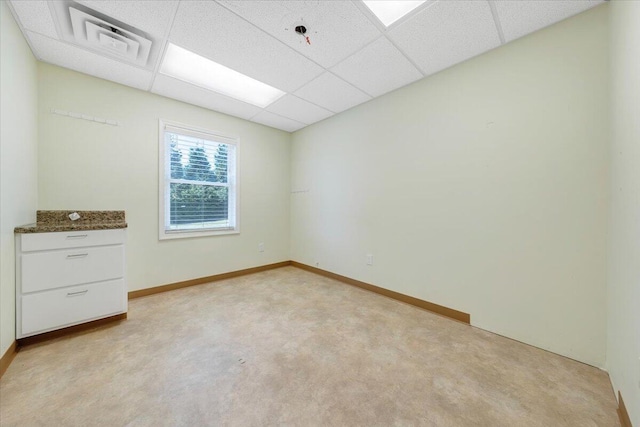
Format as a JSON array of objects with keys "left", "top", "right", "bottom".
[{"left": 159, "top": 120, "right": 238, "bottom": 239}]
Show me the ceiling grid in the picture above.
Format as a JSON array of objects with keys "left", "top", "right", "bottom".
[
  {"left": 487, "top": 1, "right": 507, "bottom": 45},
  {"left": 146, "top": 1, "right": 181, "bottom": 91},
  {"left": 6, "top": 0, "right": 605, "bottom": 132}
]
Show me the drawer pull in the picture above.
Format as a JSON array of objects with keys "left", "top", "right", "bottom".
[
  {"left": 66, "top": 253, "right": 88, "bottom": 259},
  {"left": 66, "top": 234, "right": 88, "bottom": 239},
  {"left": 66, "top": 290, "right": 88, "bottom": 297}
]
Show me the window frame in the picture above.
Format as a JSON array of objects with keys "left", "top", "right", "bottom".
[{"left": 158, "top": 119, "right": 240, "bottom": 240}]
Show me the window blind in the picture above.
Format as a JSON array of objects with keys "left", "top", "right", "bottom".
[{"left": 162, "top": 124, "right": 237, "bottom": 234}]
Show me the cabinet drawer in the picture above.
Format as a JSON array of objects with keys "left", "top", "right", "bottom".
[
  {"left": 20, "top": 229, "right": 125, "bottom": 252},
  {"left": 21, "top": 279, "right": 126, "bottom": 336},
  {"left": 21, "top": 245, "right": 124, "bottom": 293}
]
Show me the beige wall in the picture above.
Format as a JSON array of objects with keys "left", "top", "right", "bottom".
[
  {"left": 607, "top": 0, "right": 640, "bottom": 423},
  {"left": 37, "top": 64, "right": 291, "bottom": 292},
  {"left": 0, "top": 1, "right": 39, "bottom": 356},
  {"left": 290, "top": 5, "right": 610, "bottom": 366},
  {"left": 3, "top": 0, "right": 627, "bottom": 387}
]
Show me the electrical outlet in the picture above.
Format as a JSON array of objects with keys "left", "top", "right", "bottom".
[
  {"left": 366, "top": 254, "right": 373, "bottom": 266},
  {"left": 258, "top": 243, "right": 264, "bottom": 252}
]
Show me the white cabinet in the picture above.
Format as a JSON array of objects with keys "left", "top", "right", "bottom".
[{"left": 16, "top": 229, "right": 127, "bottom": 339}]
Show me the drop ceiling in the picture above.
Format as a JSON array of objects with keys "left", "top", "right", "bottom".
[{"left": 7, "top": 0, "right": 604, "bottom": 133}]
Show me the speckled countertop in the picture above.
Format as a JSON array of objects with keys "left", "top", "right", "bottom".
[{"left": 14, "top": 210, "right": 127, "bottom": 233}]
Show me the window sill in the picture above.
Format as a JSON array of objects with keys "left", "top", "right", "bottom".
[{"left": 159, "top": 228, "right": 239, "bottom": 240}]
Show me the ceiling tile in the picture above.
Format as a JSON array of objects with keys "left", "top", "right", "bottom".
[
  {"left": 494, "top": 0, "right": 604, "bottom": 43},
  {"left": 76, "top": 1, "right": 178, "bottom": 36},
  {"left": 218, "top": 0, "right": 381, "bottom": 68},
  {"left": 294, "top": 72, "right": 371, "bottom": 113},
  {"left": 251, "top": 111, "right": 306, "bottom": 133},
  {"left": 8, "top": 0, "right": 606, "bottom": 134},
  {"left": 28, "top": 32, "right": 153, "bottom": 91},
  {"left": 169, "top": 1, "right": 323, "bottom": 93},
  {"left": 9, "top": 1, "right": 58, "bottom": 39},
  {"left": 331, "top": 37, "right": 423, "bottom": 98},
  {"left": 151, "top": 74, "right": 262, "bottom": 120},
  {"left": 389, "top": 0, "right": 501, "bottom": 77},
  {"left": 266, "top": 95, "right": 333, "bottom": 125}
]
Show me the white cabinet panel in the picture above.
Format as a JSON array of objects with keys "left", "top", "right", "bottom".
[
  {"left": 21, "top": 279, "right": 126, "bottom": 336},
  {"left": 16, "top": 228, "right": 127, "bottom": 339},
  {"left": 21, "top": 245, "right": 124, "bottom": 293},
  {"left": 21, "top": 229, "right": 125, "bottom": 252}
]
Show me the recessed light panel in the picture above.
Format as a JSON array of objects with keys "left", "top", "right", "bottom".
[
  {"left": 362, "top": 0, "right": 427, "bottom": 27},
  {"left": 160, "top": 43, "right": 285, "bottom": 108}
]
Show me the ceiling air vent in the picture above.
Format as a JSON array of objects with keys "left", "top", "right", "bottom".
[{"left": 68, "top": 7, "right": 152, "bottom": 67}]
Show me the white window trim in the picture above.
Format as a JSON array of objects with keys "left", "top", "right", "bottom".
[{"left": 158, "top": 119, "right": 240, "bottom": 240}]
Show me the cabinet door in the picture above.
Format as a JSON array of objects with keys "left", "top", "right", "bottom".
[
  {"left": 21, "top": 245, "right": 124, "bottom": 293},
  {"left": 21, "top": 279, "right": 126, "bottom": 336}
]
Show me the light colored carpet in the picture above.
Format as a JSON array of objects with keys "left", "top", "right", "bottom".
[{"left": 0, "top": 266, "right": 619, "bottom": 426}]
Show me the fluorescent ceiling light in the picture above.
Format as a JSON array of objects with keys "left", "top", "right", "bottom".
[
  {"left": 160, "top": 43, "right": 285, "bottom": 108},
  {"left": 362, "top": 1, "right": 427, "bottom": 27}
]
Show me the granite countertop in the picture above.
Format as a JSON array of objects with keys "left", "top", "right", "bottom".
[{"left": 14, "top": 210, "right": 127, "bottom": 233}]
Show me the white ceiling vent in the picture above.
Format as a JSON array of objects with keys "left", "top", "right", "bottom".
[
  {"left": 49, "top": 1, "right": 157, "bottom": 69},
  {"left": 69, "top": 7, "right": 151, "bottom": 67}
]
